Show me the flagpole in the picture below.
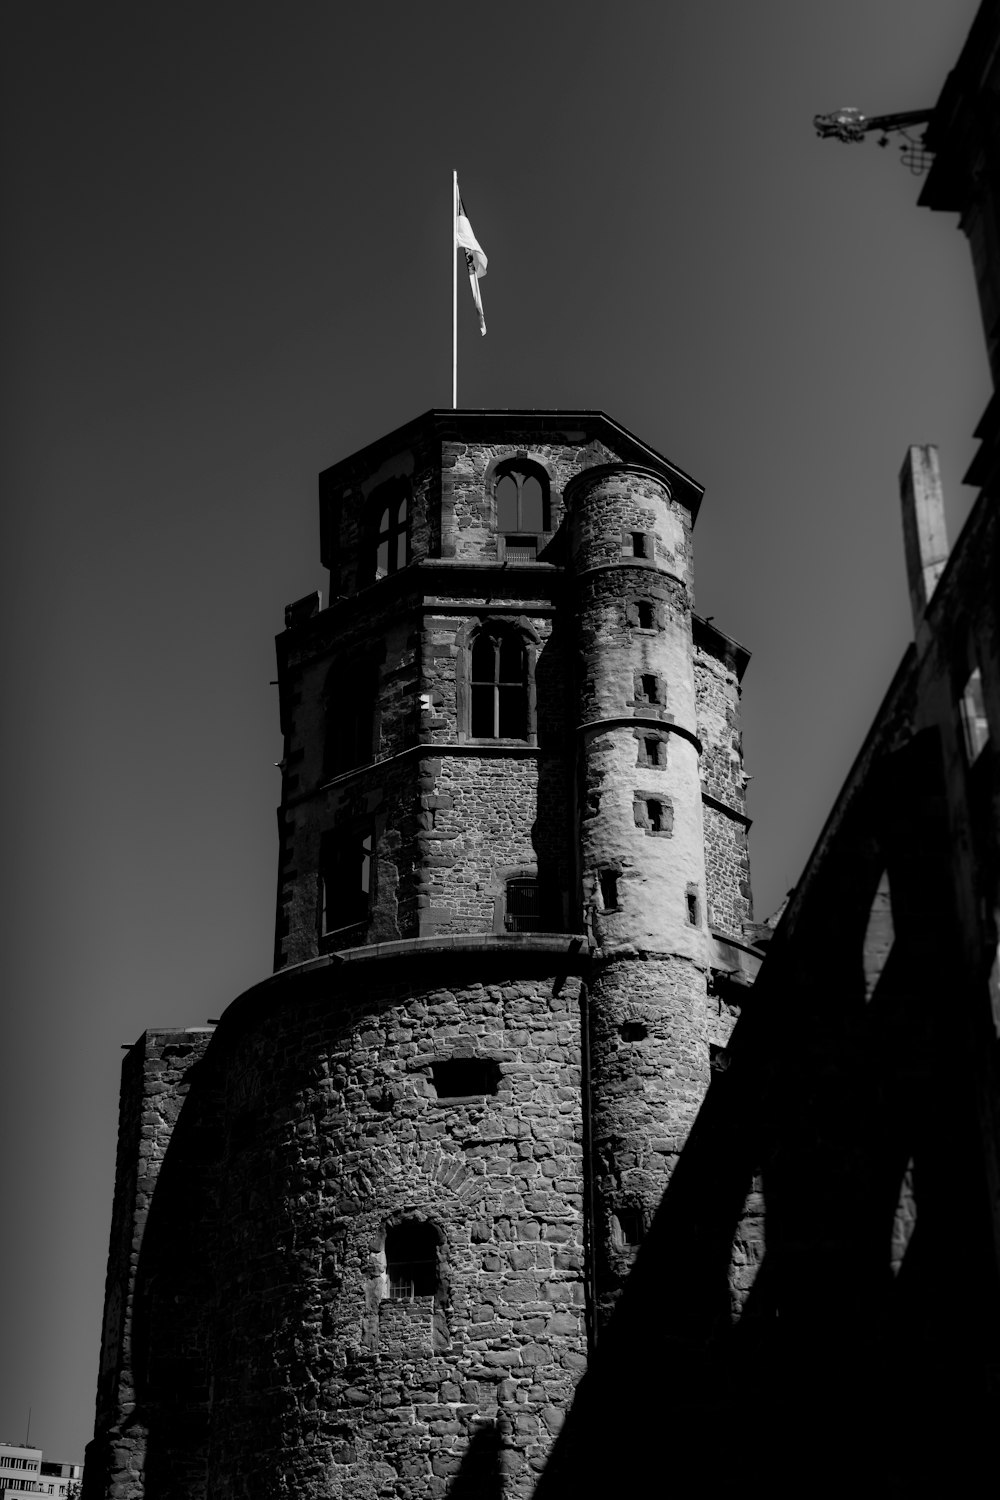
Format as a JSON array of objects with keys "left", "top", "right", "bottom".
[{"left": 452, "top": 170, "right": 458, "bottom": 409}]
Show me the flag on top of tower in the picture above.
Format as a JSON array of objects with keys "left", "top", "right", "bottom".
[{"left": 455, "top": 179, "right": 487, "bottom": 336}]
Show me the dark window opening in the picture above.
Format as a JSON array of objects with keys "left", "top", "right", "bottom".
[
  {"left": 495, "top": 463, "right": 548, "bottom": 533},
  {"left": 324, "top": 664, "right": 376, "bottom": 777},
  {"left": 385, "top": 1221, "right": 438, "bottom": 1302},
  {"left": 470, "top": 629, "right": 528, "bottom": 739},
  {"left": 620, "top": 1020, "right": 648, "bottom": 1042},
  {"left": 643, "top": 736, "right": 661, "bottom": 766},
  {"left": 321, "top": 829, "right": 373, "bottom": 933},
  {"left": 630, "top": 532, "right": 648, "bottom": 559},
  {"left": 686, "top": 889, "right": 700, "bottom": 926},
  {"left": 505, "top": 877, "right": 544, "bottom": 932},
  {"left": 432, "top": 1058, "right": 501, "bottom": 1098},
  {"left": 640, "top": 673, "right": 659, "bottom": 704},
  {"left": 616, "top": 1208, "right": 645, "bottom": 1247},
  {"left": 634, "top": 794, "right": 673, "bottom": 835},
  {"left": 373, "top": 487, "right": 409, "bottom": 582},
  {"left": 599, "top": 869, "right": 620, "bottom": 910},
  {"left": 709, "top": 1044, "right": 730, "bottom": 1075},
  {"left": 637, "top": 600, "right": 655, "bottom": 629}
]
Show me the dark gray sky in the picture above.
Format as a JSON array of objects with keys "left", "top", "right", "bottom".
[{"left": 1, "top": 0, "right": 987, "bottom": 1461}]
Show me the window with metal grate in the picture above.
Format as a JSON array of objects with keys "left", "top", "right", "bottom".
[{"left": 504, "top": 877, "right": 544, "bottom": 932}]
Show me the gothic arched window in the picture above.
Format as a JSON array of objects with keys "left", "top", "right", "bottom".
[
  {"left": 371, "top": 481, "right": 410, "bottom": 582},
  {"left": 470, "top": 627, "right": 528, "bottom": 739},
  {"left": 494, "top": 461, "right": 549, "bottom": 562}
]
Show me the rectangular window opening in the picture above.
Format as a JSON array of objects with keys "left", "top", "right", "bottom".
[
  {"left": 630, "top": 532, "right": 648, "bottom": 558},
  {"left": 321, "top": 829, "right": 373, "bottom": 934},
  {"left": 641, "top": 673, "right": 659, "bottom": 704},
  {"left": 505, "top": 878, "right": 544, "bottom": 932},
  {"left": 599, "top": 869, "right": 620, "bottom": 910},
  {"left": 637, "top": 600, "right": 655, "bottom": 629},
  {"left": 648, "top": 799, "right": 665, "bottom": 833},
  {"left": 644, "top": 736, "right": 661, "bottom": 766},
  {"left": 616, "top": 1208, "right": 645, "bottom": 1247},
  {"left": 686, "top": 889, "right": 700, "bottom": 926},
  {"left": 432, "top": 1057, "right": 501, "bottom": 1098}
]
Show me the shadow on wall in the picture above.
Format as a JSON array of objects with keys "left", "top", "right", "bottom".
[
  {"left": 532, "top": 727, "right": 1000, "bottom": 1500},
  {"left": 446, "top": 1418, "right": 505, "bottom": 1500},
  {"left": 532, "top": 617, "right": 575, "bottom": 930}
]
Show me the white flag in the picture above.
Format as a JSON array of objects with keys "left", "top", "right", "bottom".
[{"left": 455, "top": 184, "right": 487, "bottom": 337}]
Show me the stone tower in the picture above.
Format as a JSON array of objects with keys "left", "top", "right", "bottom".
[{"left": 86, "top": 409, "right": 758, "bottom": 1500}]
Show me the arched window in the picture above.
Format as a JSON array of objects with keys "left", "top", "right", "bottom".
[
  {"left": 385, "top": 1221, "right": 439, "bottom": 1302},
  {"left": 494, "top": 461, "right": 548, "bottom": 533},
  {"left": 470, "top": 628, "right": 528, "bottom": 739},
  {"left": 371, "top": 481, "right": 410, "bottom": 582}
]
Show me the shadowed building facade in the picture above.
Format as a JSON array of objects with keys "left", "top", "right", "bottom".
[{"left": 83, "top": 411, "right": 760, "bottom": 1500}]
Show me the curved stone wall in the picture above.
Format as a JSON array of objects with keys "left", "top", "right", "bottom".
[
  {"left": 201, "top": 946, "right": 589, "bottom": 1499},
  {"left": 567, "top": 464, "right": 712, "bottom": 1323}
]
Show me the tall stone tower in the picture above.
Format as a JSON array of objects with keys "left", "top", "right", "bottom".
[{"left": 86, "top": 409, "right": 758, "bottom": 1500}]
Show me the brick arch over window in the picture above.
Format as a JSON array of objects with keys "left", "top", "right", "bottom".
[
  {"left": 368, "top": 477, "right": 411, "bottom": 583},
  {"left": 455, "top": 618, "right": 540, "bottom": 744}
]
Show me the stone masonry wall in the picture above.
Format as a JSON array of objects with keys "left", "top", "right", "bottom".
[
  {"left": 324, "top": 434, "right": 440, "bottom": 598},
  {"left": 417, "top": 753, "right": 572, "bottom": 936},
  {"left": 442, "top": 437, "right": 622, "bottom": 564},
  {"left": 585, "top": 955, "right": 713, "bottom": 1326},
  {"left": 206, "top": 959, "right": 588, "bottom": 1500},
  {"left": 702, "top": 802, "right": 753, "bottom": 936},
  {"left": 693, "top": 644, "right": 747, "bottom": 811},
  {"left": 84, "top": 1028, "right": 215, "bottom": 1500},
  {"left": 694, "top": 641, "right": 752, "bottom": 937}
]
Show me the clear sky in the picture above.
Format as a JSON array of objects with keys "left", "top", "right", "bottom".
[{"left": 0, "top": 0, "right": 988, "bottom": 1462}]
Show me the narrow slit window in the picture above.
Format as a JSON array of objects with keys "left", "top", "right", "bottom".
[
  {"left": 644, "top": 736, "right": 661, "bottom": 766},
  {"left": 686, "top": 889, "right": 700, "bottom": 926},
  {"left": 599, "top": 869, "right": 620, "bottom": 910},
  {"left": 641, "top": 673, "right": 659, "bottom": 704},
  {"left": 637, "top": 600, "right": 655, "bottom": 629}
]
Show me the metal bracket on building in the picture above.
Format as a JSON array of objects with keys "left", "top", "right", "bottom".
[{"left": 813, "top": 107, "right": 935, "bottom": 175}]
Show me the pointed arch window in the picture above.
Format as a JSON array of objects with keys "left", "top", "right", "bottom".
[
  {"left": 470, "top": 628, "right": 528, "bottom": 739},
  {"left": 494, "top": 460, "right": 549, "bottom": 562},
  {"left": 371, "top": 481, "right": 410, "bottom": 582}
]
